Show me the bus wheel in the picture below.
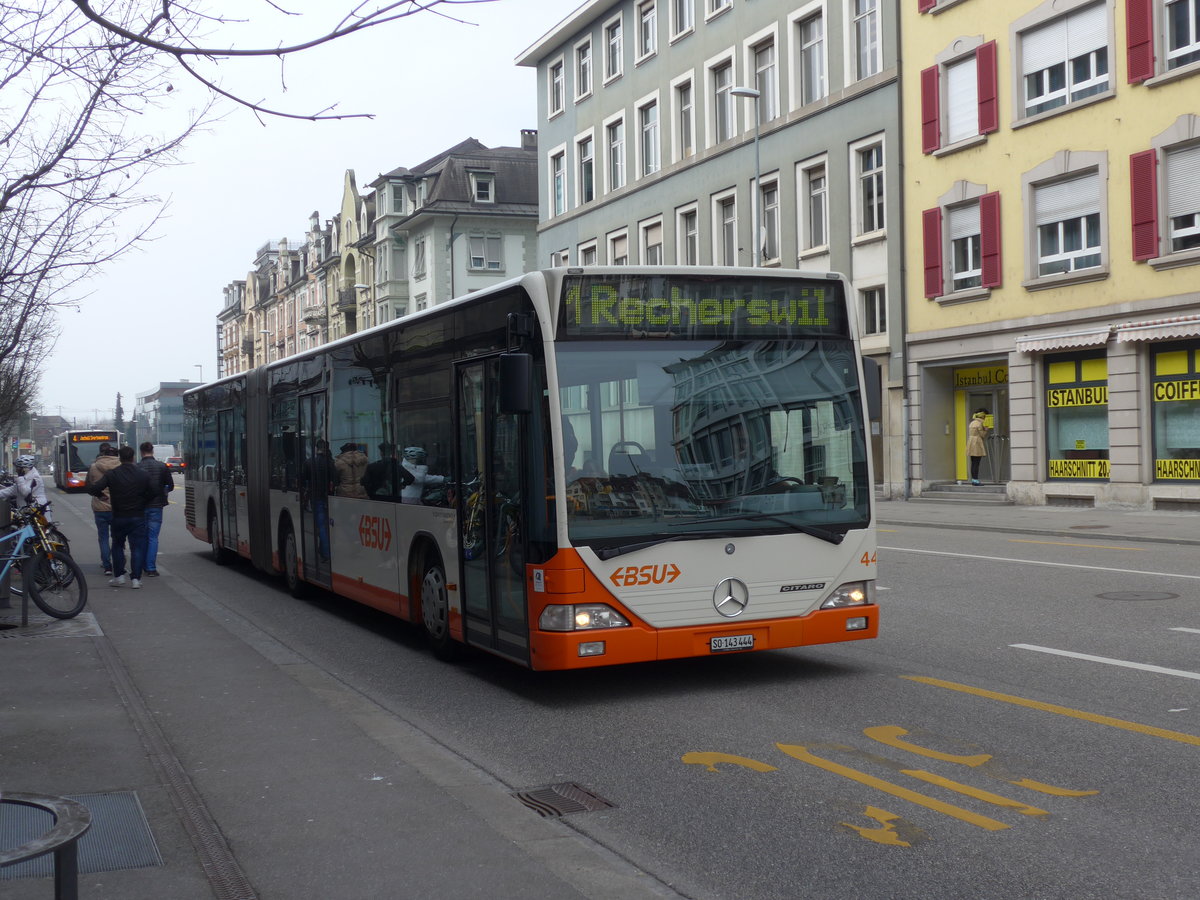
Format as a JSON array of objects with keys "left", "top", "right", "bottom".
[
  {"left": 208, "top": 511, "right": 232, "bottom": 565},
  {"left": 420, "top": 561, "right": 458, "bottom": 661},
  {"left": 282, "top": 525, "right": 306, "bottom": 599}
]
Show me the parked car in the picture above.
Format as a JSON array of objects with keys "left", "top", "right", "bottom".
[{"left": 166, "top": 457, "right": 185, "bottom": 474}]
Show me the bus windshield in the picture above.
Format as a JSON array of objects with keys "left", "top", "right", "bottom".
[{"left": 558, "top": 338, "right": 870, "bottom": 554}]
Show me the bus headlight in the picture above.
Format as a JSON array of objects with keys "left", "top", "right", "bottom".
[
  {"left": 539, "top": 604, "right": 630, "bottom": 631},
  {"left": 820, "top": 581, "right": 875, "bottom": 609}
]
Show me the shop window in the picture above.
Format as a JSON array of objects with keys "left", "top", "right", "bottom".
[
  {"left": 1151, "top": 343, "right": 1200, "bottom": 480},
  {"left": 1045, "top": 353, "right": 1110, "bottom": 479}
]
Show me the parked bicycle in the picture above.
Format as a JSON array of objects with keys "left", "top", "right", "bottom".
[{"left": 2, "top": 504, "right": 87, "bottom": 619}]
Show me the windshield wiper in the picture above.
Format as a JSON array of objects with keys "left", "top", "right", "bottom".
[
  {"left": 671, "top": 513, "right": 845, "bottom": 545},
  {"left": 594, "top": 533, "right": 710, "bottom": 560}
]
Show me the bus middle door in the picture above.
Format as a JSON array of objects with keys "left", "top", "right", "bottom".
[
  {"left": 298, "top": 393, "right": 332, "bottom": 587},
  {"left": 456, "top": 359, "right": 529, "bottom": 664}
]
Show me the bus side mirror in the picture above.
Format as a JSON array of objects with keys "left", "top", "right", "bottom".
[
  {"left": 499, "top": 353, "right": 532, "bottom": 414},
  {"left": 862, "top": 357, "right": 881, "bottom": 421}
]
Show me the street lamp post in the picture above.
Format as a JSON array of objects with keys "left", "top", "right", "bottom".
[
  {"left": 731, "top": 86, "right": 762, "bottom": 267},
  {"left": 194, "top": 364, "right": 203, "bottom": 383}
]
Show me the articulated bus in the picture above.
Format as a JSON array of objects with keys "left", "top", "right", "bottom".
[
  {"left": 183, "top": 267, "right": 879, "bottom": 670},
  {"left": 53, "top": 429, "right": 121, "bottom": 491}
]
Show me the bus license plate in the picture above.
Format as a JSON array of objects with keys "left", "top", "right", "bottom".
[{"left": 710, "top": 634, "right": 754, "bottom": 652}]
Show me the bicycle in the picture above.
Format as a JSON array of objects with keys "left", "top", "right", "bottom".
[{"left": 2, "top": 506, "right": 88, "bottom": 619}]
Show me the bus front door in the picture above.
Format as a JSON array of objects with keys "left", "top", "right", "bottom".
[
  {"left": 457, "top": 359, "right": 529, "bottom": 664},
  {"left": 298, "top": 393, "right": 332, "bottom": 587}
]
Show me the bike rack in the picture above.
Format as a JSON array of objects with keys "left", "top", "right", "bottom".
[{"left": 0, "top": 792, "right": 92, "bottom": 900}]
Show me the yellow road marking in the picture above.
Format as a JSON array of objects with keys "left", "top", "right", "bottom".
[
  {"left": 840, "top": 807, "right": 912, "bottom": 847},
  {"left": 1008, "top": 539, "right": 1149, "bottom": 551},
  {"left": 681, "top": 751, "right": 778, "bottom": 773},
  {"left": 904, "top": 676, "right": 1200, "bottom": 747},
  {"left": 1009, "top": 778, "right": 1098, "bottom": 797},
  {"left": 776, "top": 743, "right": 1010, "bottom": 831},
  {"left": 902, "top": 770, "right": 1048, "bottom": 816},
  {"left": 864, "top": 726, "right": 992, "bottom": 767}
]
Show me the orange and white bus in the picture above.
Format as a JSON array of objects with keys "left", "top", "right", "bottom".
[
  {"left": 53, "top": 429, "right": 120, "bottom": 491},
  {"left": 183, "top": 267, "right": 879, "bottom": 669}
]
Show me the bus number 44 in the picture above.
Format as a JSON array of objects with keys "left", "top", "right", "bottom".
[{"left": 359, "top": 515, "right": 392, "bottom": 552}]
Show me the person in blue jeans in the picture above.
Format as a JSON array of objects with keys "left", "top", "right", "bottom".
[
  {"left": 138, "top": 442, "right": 174, "bottom": 576},
  {"left": 87, "top": 445, "right": 158, "bottom": 589},
  {"left": 85, "top": 443, "right": 121, "bottom": 574}
]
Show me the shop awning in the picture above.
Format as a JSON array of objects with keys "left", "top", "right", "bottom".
[
  {"left": 1114, "top": 313, "right": 1200, "bottom": 342},
  {"left": 1014, "top": 326, "right": 1112, "bottom": 353}
]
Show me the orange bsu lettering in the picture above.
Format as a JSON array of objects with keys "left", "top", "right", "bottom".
[
  {"left": 358, "top": 515, "right": 392, "bottom": 551},
  {"left": 608, "top": 563, "right": 682, "bottom": 587}
]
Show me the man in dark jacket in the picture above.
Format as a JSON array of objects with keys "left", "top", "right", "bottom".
[
  {"left": 87, "top": 445, "right": 159, "bottom": 588},
  {"left": 138, "top": 441, "right": 174, "bottom": 577}
]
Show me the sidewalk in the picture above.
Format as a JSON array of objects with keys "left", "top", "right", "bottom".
[{"left": 3, "top": 496, "right": 1195, "bottom": 898}]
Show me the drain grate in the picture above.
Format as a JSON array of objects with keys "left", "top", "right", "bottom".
[
  {"left": 0, "top": 612, "right": 103, "bottom": 639},
  {"left": 512, "top": 782, "right": 616, "bottom": 818},
  {"left": 1, "top": 791, "right": 163, "bottom": 880}
]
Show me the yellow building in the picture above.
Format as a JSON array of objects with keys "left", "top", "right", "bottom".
[{"left": 903, "top": 0, "right": 1200, "bottom": 509}]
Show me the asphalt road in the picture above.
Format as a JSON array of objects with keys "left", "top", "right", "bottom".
[{"left": 145, "top": 494, "right": 1200, "bottom": 899}]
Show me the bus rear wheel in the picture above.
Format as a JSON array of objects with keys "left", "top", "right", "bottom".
[
  {"left": 281, "top": 525, "right": 307, "bottom": 599},
  {"left": 419, "top": 561, "right": 458, "bottom": 661}
]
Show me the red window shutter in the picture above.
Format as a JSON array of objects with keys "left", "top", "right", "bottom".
[
  {"left": 979, "top": 192, "right": 1002, "bottom": 288},
  {"left": 918, "top": 0, "right": 937, "bottom": 12},
  {"left": 923, "top": 207, "right": 944, "bottom": 298},
  {"left": 1129, "top": 150, "right": 1159, "bottom": 261},
  {"left": 976, "top": 41, "right": 998, "bottom": 135},
  {"left": 1126, "top": 0, "right": 1155, "bottom": 83},
  {"left": 921, "top": 66, "right": 940, "bottom": 154}
]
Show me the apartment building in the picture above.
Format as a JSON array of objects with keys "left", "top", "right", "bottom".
[
  {"left": 905, "top": 0, "right": 1200, "bottom": 508},
  {"left": 517, "top": 0, "right": 907, "bottom": 496}
]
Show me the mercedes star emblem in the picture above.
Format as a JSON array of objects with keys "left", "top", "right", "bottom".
[{"left": 713, "top": 578, "right": 750, "bottom": 618}]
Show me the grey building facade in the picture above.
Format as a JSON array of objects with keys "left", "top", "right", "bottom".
[{"left": 518, "top": 0, "right": 906, "bottom": 496}]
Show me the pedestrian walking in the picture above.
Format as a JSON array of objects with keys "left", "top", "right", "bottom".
[
  {"left": 967, "top": 409, "right": 991, "bottom": 485},
  {"left": 87, "top": 445, "right": 159, "bottom": 589},
  {"left": 138, "top": 441, "right": 174, "bottom": 576},
  {"left": 85, "top": 443, "right": 121, "bottom": 575}
]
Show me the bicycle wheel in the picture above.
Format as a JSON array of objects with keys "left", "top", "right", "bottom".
[{"left": 28, "top": 549, "right": 88, "bottom": 619}]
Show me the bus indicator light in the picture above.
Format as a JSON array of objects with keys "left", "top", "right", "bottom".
[{"left": 358, "top": 515, "right": 392, "bottom": 551}]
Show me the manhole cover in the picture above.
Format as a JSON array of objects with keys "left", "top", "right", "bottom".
[
  {"left": 1096, "top": 591, "right": 1178, "bottom": 601},
  {"left": 512, "top": 783, "right": 615, "bottom": 818}
]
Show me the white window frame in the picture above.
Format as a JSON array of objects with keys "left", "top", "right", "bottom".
[
  {"left": 1167, "top": 0, "right": 1200, "bottom": 70},
  {"left": 707, "top": 0, "right": 732, "bottom": 21},
  {"left": 677, "top": 203, "right": 700, "bottom": 264},
  {"left": 947, "top": 202, "right": 983, "bottom": 290},
  {"left": 578, "top": 240, "right": 599, "bottom": 266},
  {"left": 759, "top": 174, "right": 781, "bottom": 263},
  {"left": 604, "top": 14, "right": 624, "bottom": 82},
  {"left": 415, "top": 293, "right": 428, "bottom": 312},
  {"left": 671, "top": 0, "right": 695, "bottom": 39},
  {"left": 712, "top": 189, "right": 738, "bottom": 266},
  {"left": 469, "top": 172, "right": 495, "bottom": 204},
  {"left": 638, "top": 93, "right": 661, "bottom": 177},
  {"left": 797, "top": 155, "right": 829, "bottom": 254},
  {"left": 550, "top": 248, "right": 569, "bottom": 267},
  {"left": 743, "top": 26, "right": 780, "bottom": 122},
  {"left": 861, "top": 286, "right": 886, "bottom": 335},
  {"left": 638, "top": 1, "right": 658, "bottom": 60},
  {"left": 575, "top": 37, "right": 593, "bottom": 101},
  {"left": 1021, "top": 150, "right": 1109, "bottom": 288},
  {"left": 1013, "top": 0, "right": 1112, "bottom": 123},
  {"left": 604, "top": 112, "right": 627, "bottom": 192},
  {"left": 848, "top": 0, "right": 882, "bottom": 83},
  {"left": 708, "top": 52, "right": 736, "bottom": 146},
  {"left": 851, "top": 135, "right": 886, "bottom": 238},
  {"left": 550, "top": 146, "right": 567, "bottom": 217},
  {"left": 548, "top": 56, "right": 565, "bottom": 116},
  {"left": 468, "top": 234, "right": 503, "bottom": 271},
  {"left": 608, "top": 229, "right": 630, "bottom": 265},
  {"left": 576, "top": 130, "right": 596, "bottom": 205},
  {"left": 412, "top": 238, "right": 427, "bottom": 278},
  {"left": 789, "top": 2, "right": 827, "bottom": 110},
  {"left": 640, "top": 217, "right": 665, "bottom": 265},
  {"left": 671, "top": 71, "right": 696, "bottom": 162}
]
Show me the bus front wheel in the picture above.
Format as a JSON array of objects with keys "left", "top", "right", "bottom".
[
  {"left": 419, "top": 561, "right": 458, "bottom": 661},
  {"left": 208, "top": 510, "right": 232, "bottom": 565}
]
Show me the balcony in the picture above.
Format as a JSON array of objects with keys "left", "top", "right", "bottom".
[
  {"left": 241, "top": 337, "right": 255, "bottom": 353},
  {"left": 337, "top": 288, "right": 357, "bottom": 311},
  {"left": 302, "top": 304, "right": 327, "bottom": 324}
]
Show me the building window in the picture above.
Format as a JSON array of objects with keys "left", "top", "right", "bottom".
[
  {"left": 576, "top": 40, "right": 592, "bottom": 99},
  {"left": 578, "top": 135, "right": 595, "bottom": 204},
  {"left": 551, "top": 150, "right": 566, "bottom": 216},
  {"left": 678, "top": 206, "right": 699, "bottom": 264},
  {"left": 675, "top": 78, "right": 695, "bottom": 159},
  {"left": 1045, "top": 354, "right": 1110, "bottom": 480},
  {"left": 640, "top": 99, "right": 660, "bottom": 176},
  {"left": 638, "top": 2, "right": 658, "bottom": 58},
  {"left": 391, "top": 184, "right": 406, "bottom": 214},
  {"left": 709, "top": 0, "right": 732, "bottom": 16},
  {"left": 1020, "top": 3, "right": 1109, "bottom": 118},
  {"left": 949, "top": 204, "right": 983, "bottom": 290},
  {"left": 1167, "top": 0, "right": 1200, "bottom": 69},
  {"left": 415, "top": 293, "right": 427, "bottom": 312},
  {"left": 1151, "top": 342, "right": 1200, "bottom": 481},
  {"left": 715, "top": 193, "right": 737, "bottom": 265},
  {"left": 413, "top": 238, "right": 426, "bottom": 278},
  {"left": 469, "top": 235, "right": 503, "bottom": 270},
  {"left": 672, "top": 0, "right": 694, "bottom": 36},
  {"left": 641, "top": 219, "right": 664, "bottom": 264},
  {"left": 549, "top": 59, "right": 565, "bottom": 115},
  {"left": 856, "top": 141, "right": 885, "bottom": 236},
  {"left": 605, "top": 16, "right": 623, "bottom": 80},
  {"left": 924, "top": 190, "right": 1002, "bottom": 298},
  {"left": 797, "top": 11, "right": 826, "bottom": 106},
  {"left": 800, "top": 161, "right": 828, "bottom": 250},
  {"left": 1035, "top": 173, "right": 1101, "bottom": 275},
  {"left": 606, "top": 117, "right": 626, "bottom": 190},
  {"left": 1131, "top": 117, "right": 1200, "bottom": 262},
  {"left": 861, "top": 287, "right": 886, "bottom": 335},
  {"left": 578, "top": 241, "right": 598, "bottom": 265},
  {"left": 550, "top": 249, "right": 569, "bottom": 267},
  {"left": 470, "top": 173, "right": 494, "bottom": 203},
  {"left": 1167, "top": 143, "right": 1200, "bottom": 252},
  {"left": 759, "top": 178, "right": 780, "bottom": 262},
  {"left": 852, "top": 0, "right": 881, "bottom": 81},
  {"left": 712, "top": 59, "right": 734, "bottom": 143},
  {"left": 609, "top": 231, "right": 629, "bottom": 265},
  {"left": 753, "top": 38, "right": 779, "bottom": 120}
]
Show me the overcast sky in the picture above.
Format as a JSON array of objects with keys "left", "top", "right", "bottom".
[{"left": 40, "top": 0, "right": 562, "bottom": 426}]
